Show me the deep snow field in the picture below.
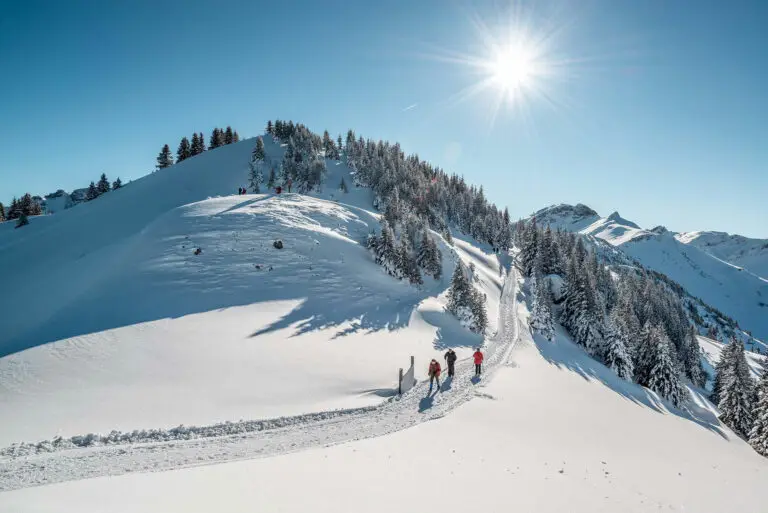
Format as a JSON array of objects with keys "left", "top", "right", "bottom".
[{"left": 3, "top": 277, "right": 766, "bottom": 513}]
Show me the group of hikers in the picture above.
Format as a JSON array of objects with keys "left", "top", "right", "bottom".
[
  {"left": 427, "top": 348, "right": 484, "bottom": 391},
  {"left": 237, "top": 178, "right": 293, "bottom": 196}
]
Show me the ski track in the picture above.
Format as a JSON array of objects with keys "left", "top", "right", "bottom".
[{"left": 0, "top": 270, "right": 519, "bottom": 492}]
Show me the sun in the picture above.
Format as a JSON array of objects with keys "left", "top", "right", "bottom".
[{"left": 490, "top": 45, "right": 535, "bottom": 93}]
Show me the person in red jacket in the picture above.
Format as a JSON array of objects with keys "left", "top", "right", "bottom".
[
  {"left": 428, "top": 359, "right": 442, "bottom": 391},
  {"left": 473, "top": 348, "right": 484, "bottom": 376}
]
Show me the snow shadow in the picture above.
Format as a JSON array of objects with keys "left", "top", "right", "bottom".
[
  {"left": 421, "top": 309, "right": 483, "bottom": 350},
  {"left": 533, "top": 326, "right": 727, "bottom": 439}
]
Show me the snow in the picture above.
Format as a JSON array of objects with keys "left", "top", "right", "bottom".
[
  {"left": 677, "top": 230, "right": 768, "bottom": 281},
  {"left": 698, "top": 335, "right": 766, "bottom": 383},
  {"left": 4, "top": 274, "right": 767, "bottom": 512},
  {"left": 0, "top": 138, "right": 505, "bottom": 449},
  {"left": 532, "top": 204, "right": 768, "bottom": 343}
]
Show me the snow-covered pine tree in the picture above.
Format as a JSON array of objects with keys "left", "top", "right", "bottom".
[
  {"left": 224, "top": 126, "right": 234, "bottom": 145},
  {"left": 417, "top": 232, "right": 442, "bottom": 280},
  {"left": 112, "top": 177, "right": 122, "bottom": 190},
  {"left": 719, "top": 341, "right": 755, "bottom": 437},
  {"left": 198, "top": 132, "right": 206, "bottom": 153},
  {"left": 97, "top": 173, "right": 111, "bottom": 195},
  {"left": 602, "top": 310, "right": 634, "bottom": 381},
  {"left": 519, "top": 218, "right": 538, "bottom": 276},
  {"left": 397, "top": 239, "right": 422, "bottom": 285},
  {"left": 447, "top": 260, "right": 472, "bottom": 317},
  {"left": 177, "top": 137, "right": 191, "bottom": 162},
  {"left": 647, "top": 328, "right": 688, "bottom": 407},
  {"left": 470, "top": 289, "right": 488, "bottom": 334},
  {"left": 248, "top": 163, "right": 263, "bottom": 193},
  {"left": 682, "top": 325, "right": 707, "bottom": 388},
  {"left": 537, "top": 224, "right": 555, "bottom": 275},
  {"left": 156, "top": 144, "right": 174, "bottom": 169},
  {"left": 266, "top": 120, "right": 274, "bottom": 134},
  {"left": 6, "top": 198, "right": 19, "bottom": 220},
  {"left": 373, "top": 220, "right": 398, "bottom": 276},
  {"left": 633, "top": 323, "right": 658, "bottom": 387},
  {"left": 749, "top": 369, "right": 768, "bottom": 456},
  {"left": 0, "top": 202, "right": 5, "bottom": 222},
  {"left": 712, "top": 339, "right": 737, "bottom": 404},
  {"left": 190, "top": 133, "right": 200, "bottom": 155},
  {"left": 529, "top": 276, "right": 555, "bottom": 341},
  {"left": 253, "top": 136, "right": 266, "bottom": 160},
  {"left": 86, "top": 182, "right": 99, "bottom": 201},
  {"left": 337, "top": 135, "right": 343, "bottom": 159}
]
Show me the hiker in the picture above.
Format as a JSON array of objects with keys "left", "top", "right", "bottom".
[
  {"left": 473, "top": 348, "right": 484, "bottom": 376},
  {"left": 444, "top": 349, "right": 457, "bottom": 377},
  {"left": 286, "top": 178, "right": 293, "bottom": 193},
  {"left": 428, "top": 359, "right": 442, "bottom": 390}
]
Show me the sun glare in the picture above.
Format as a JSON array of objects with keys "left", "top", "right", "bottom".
[
  {"left": 422, "top": 3, "right": 577, "bottom": 127},
  {"left": 491, "top": 46, "right": 535, "bottom": 93}
]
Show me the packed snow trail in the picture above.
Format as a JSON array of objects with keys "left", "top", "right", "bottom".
[{"left": 0, "top": 269, "right": 519, "bottom": 491}]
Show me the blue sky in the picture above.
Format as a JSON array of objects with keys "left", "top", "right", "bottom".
[{"left": 1, "top": 0, "right": 766, "bottom": 237}]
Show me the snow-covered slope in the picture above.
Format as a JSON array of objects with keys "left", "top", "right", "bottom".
[
  {"left": 0, "top": 137, "right": 506, "bottom": 447},
  {"left": 676, "top": 231, "right": 768, "bottom": 280},
  {"left": 531, "top": 204, "right": 768, "bottom": 343},
  {"left": 5, "top": 278, "right": 766, "bottom": 512}
]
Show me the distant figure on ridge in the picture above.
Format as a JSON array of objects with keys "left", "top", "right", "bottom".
[
  {"left": 473, "top": 348, "right": 484, "bottom": 377},
  {"left": 444, "top": 349, "right": 457, "bottom": 378},
  {"left": 428, "top": 359, "right": 442, "bottom": 391}
]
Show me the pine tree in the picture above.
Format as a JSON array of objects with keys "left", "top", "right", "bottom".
[
  {"left": 603, "top": 311, "right": 634, "bottom": 381},
  {"left": 198, "top": 132, "right": 206, "bottom": 152},
  {"left": 210, "top": 128, "right": 224, "bottom": 149},
  {"left": 749, "top": 370, "right": 768, "bottom": 456},
  {"left": 537, "top": 225, "right": 555, "bottom": 274},
  {"left": 233, "top": 131, "right": 240, "bottom": 143},
  {"left": 529, "top": 276, "right": 555, "bottom": 341},
  {"left": 337, "top": 134, "right": 343, "bottom": 157},
  {"left": 520, "top": 218, "right": 538, "bottom": 276},
  {"left": 647, "top": 332, "right": 688, "bottom": 407},
  {"left": 447, "top": 260, "right": 472, "bottom": 316},
  {"left": 7, "top": 197, "right": 19, "bottom": 220},
  {"left": 682, "top": 325, "right": 707, "bottom": 388},
  {"left": 267, "top": 120, "right": 274, "bottom": 134},
  {"left": 0, "top": 202, "right": 5, "bottom": 222},
  {"left": 712, "top": 340, "right": 738, "bottom": 404},
  {"left": 97, "top": 173, "right": 111, "bottom": 194},
  {"left": 417, "top": 232, "right": 442, "bottom": 280},
  {"left": 248, "top": 162, "right": 263, "bottom": 193},
  {"left": 112, "top": 177, "right": 122, "bottom": 190},
  {"left": 252, "top": 137, "right": 266, "bottom": 160},
  {"left": 177, "top": 137, "right": 191, "bottom": 162},
  {"left": 15, "top": 213, "right": 29, "bottom": 228},
  {"left": 224, "top": 126, "right": 234, "bottom": 145},
  {"left": 373, "top": 221, "right": 398, "bottom": 276},
  {"left": 190, "top": 133, "right": 201, "bottom": 156},
  {"left": 86, "top": 182, "right": 99, "bottom": 201},
  {"left": 719, "top": 341, "right": 755, "bottom": 437},
  {"left": 470, "top": 289, "right": 488, "bottom": 334},
  {"left": 267, "top": 168, "right": 277, "bottom": 189},
  {"left": 397, "top": 239, "right": 422, "bottom": 285},
  {"left": 339, "top": 177, "right": 348, "bottom": 193},
  {"left": 157, "top": 144, "right": 174, "bottom": 169}
]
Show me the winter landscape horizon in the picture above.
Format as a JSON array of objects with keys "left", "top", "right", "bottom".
[{"left": 2, "top": 1, "right": 767, "bottom": 512}]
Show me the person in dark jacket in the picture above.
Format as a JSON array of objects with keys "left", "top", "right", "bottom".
[{"left": 444, "top": 349, "right": 457, "bottom": 377}]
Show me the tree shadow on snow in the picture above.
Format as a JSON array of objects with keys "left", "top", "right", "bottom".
[
  {"left": 533, "top": 326, "right": 727, "bottom": 439},
  {"left": 421, "top": 309, "right": 483, "bottom": 350}
]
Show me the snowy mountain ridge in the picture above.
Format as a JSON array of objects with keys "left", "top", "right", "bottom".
[
  {"left": 676, "top": 230, "right": 768, "bottom": 280},
  {"left": 529, "top": 204, "right": 768, "bottom": 345}
]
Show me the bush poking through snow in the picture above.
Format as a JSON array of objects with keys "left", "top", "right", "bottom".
[{"left": 273, "top": 240, "right": 284, "bottom": 250}]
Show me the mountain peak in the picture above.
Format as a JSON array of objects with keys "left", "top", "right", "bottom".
[{"left": 606, "top": 211, "right": 641, "bottom": 230}]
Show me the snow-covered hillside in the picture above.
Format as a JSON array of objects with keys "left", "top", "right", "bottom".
[
  {"left": 0, "top": 137, "right": 507, "bottom": 447},
  {"left": 531, "top": 204, "right": 768, "bottom": 344},
  {"left": 4, "top": 275, "right": 767, "bottom": 512},
  {"left": 676, "top": 231, "right": 768, "bottom": 280}
]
